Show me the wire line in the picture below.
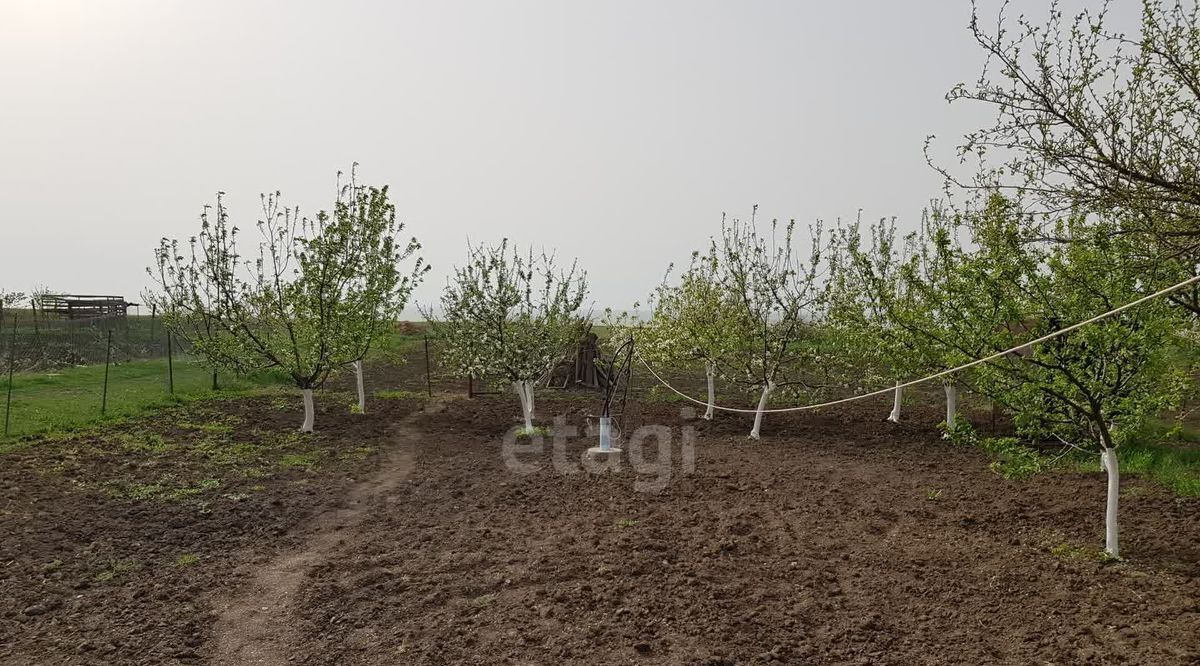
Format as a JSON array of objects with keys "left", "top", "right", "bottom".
[{"left": 635, "top": 273, "right": 1200, "bottom": 414}]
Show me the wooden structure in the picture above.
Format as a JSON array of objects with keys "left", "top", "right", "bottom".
[
  {"left": 548, "top": 327, "right": 609, "bottom": 390},
  {"left": 38, "top": 294, "right": 135, "bottom": 320}
]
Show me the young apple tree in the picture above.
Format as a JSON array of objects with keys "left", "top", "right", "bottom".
[
  {"left": 433, "top": 240, "right": 587, "bottom": 433},
  {"left": 327, "top": 172, "right": 429, "bottom": 414},
  {"left": 836, "top": 206, "right": 981, "bottom": 428},
  {"left": 897, "top": 195, "right": 1188, "bottom": 558},
  {"left": 150, "top": 170, "right": 426, "bottom": 432},
  {"left": 625, "top": 248, "right": 740, "bottom": 419},
  {"left": 831, "top": 217, "right": 920, "bottom": 423},
  {"left": 717, "top": 208, "right": 832, "bottom": 439}
]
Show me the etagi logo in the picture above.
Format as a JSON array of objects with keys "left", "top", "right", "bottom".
[{"left": 500, "top": 408, "right": 698, "bottom": 493}]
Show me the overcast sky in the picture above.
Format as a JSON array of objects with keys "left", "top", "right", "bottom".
[{"left": 0, "top": 1, "right": 1142, "bottom": 316}]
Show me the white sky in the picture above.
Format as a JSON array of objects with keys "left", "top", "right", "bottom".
[{"left": 0, "top": 1, "right": 1142, "bottom": 315}]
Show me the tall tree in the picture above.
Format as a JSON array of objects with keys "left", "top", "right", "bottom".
[{"left": 942, "top": 0, "right": 1200, "bottom": 310}]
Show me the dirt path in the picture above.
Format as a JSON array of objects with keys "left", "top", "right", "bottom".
[{"left": 208, "top": 401, "right": 442, "bottom": 665}]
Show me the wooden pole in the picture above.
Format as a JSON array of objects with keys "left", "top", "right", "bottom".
[
  {"left": 101, "top": 329, "right": 113, "bottom": 415},
  {"left": 3, "top": 315, "right": 16, "bottom": 437},
  {"left": 424, "top": 335, "right": 433, "bottom": 397},
  {"left": 166, "top": 330, "right": 174, "bottom": 394}
]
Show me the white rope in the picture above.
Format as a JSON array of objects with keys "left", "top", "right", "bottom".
[{"left": 635, "top": 273, "right": 1200, "bottom": 414}]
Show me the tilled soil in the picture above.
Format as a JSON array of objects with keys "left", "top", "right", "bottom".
[
  {"left": 294, "top": 399, "right": 1200, "bottom": 665},
  {"left": 2, "top": 391, "right": 1198, "bottom": 665},
  {"left": 0, "top": 392, "right": 426, "bottom": 665}
]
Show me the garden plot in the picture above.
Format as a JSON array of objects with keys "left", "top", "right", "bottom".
[{"left": 2, "top": 392, "right": 1198, "bottom": 665}]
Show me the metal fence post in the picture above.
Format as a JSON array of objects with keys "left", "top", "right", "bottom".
[
  {"left": 101, "top": 329, "right": 113, "bottom": 415},
  {"left": 3, "top": 317, "right": 16, "bottom": 437},
  {"left": 424, "top": 335, "right": 433, "bottom": 397},
  {"left": 166, "top": 330, "right": 175, "bottom": 394}
]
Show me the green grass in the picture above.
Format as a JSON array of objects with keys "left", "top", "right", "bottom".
[
  {"left": 1108, "top": 442, "right": 1200, "bottom": 496},
  {"left": 93, "top": 558, "right": 140, "bottom": 582},
  {"left": 278, "top": 451, "right": 322, "bottom": 471},
  {"left": 0, "top": 357, "right": 287, "bottom": 441},
  {"left": 174, "top": 553, "right": 200, "bottom": 567},
  {"left": 515, "top": 425, "right": 553, "bottom": 438},
  {"left": 375, "top": 389, "right": 426, "bottom": 400},
  {"left": 104, "top": 475, "right": 221, "bottom": 502},
  {"left": 365, "top": 329, "right": 427, "bottom": 365}
]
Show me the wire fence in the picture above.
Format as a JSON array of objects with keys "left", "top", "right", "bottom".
[
  {"left": 0, "top": 308, "right": 220, "bottom": 439},
  {"left": 0, "top": 308, "right": 177, "bottom": 370}
]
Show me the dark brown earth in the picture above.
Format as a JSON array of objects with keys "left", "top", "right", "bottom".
[
  {"left": 0, "top": 392, "right": 426, "bottom": 665},
  {"left": 1, "top": 384, "right": 1198, "bottom": 665}
]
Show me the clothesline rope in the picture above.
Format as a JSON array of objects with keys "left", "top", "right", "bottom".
[{"left": 634, "top": 273, "right": 1200, "bottom": 415}]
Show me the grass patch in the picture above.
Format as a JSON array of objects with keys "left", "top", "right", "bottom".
[
  {"left": 105, "top": 475, "right": 221, "bottom": 502},
  {"left": 191, "top": 437, "right": 266, "bottom": 467},
  {"left": 0, "top": 358, "right": 287, "bottom": 441},
  {"left": 93, "top": 558, "right": 140, "bottom": 582},
  {"left": 365, "top": 330, "right": 426, "bottom": 366},
  {"left": 1049, "top": 542, "right": 1093, "bottom": 560},
  {"left": 338, "top": 446, "right": 375, "bottom": 462},
  {"left": 278, "top": 451, "right": 321, "bottom": 471},
  {"left": 114, "top": 432, "right": 171, "bottom": 454},
  {"left": 1113, "top": 442, "right": 1200, "bottom": 497},
  {"left": 375, "top": 389, "right": 426, "bottom": 401},
  {"left": 174, "top": 553, "right": 200, "bottom": 567},
  {"left": 471, "top": 594, "right": 497, "bottom": 607},
  {"left": 178, "top": 420, "right": 237, "bottom": 434},
  {"left": 1049, "top": 542, "right": 1119, "bottom": 563},
  {"left": 515, "top": 425, "right": 553, "bottom": 439}
]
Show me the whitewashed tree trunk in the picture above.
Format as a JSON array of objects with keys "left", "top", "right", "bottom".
[
  {"left": 525, "top": 380, "right": 535, "bottom": 426},
  {"left": 887, "top": 381, "right": 902, "bottom": 423},
  {"left": 514, "top": 381, "right": 535, "bottom": 432},
  {"left": 943, "top": 381, "right": 958, "bottom": 436},
  {"left": 749, "top": 380, "right": 775, "bottom": 440},
  {"left": 353, "top": 360, "right": 366, "bottom": 414},
  {"left": 1101, "top": 448, "right": 1120, "bottom": 558},
  {"left": 300, "top": 388, "right": 315, "bottom": 433},
  {"left": 704, "top": 362, "right": 716, "bottom": 420}
]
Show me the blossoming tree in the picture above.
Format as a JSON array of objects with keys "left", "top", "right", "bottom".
[
  {"left": 717, "top": 208, "right": 832, "bottom": 439},
  {"left": 434, "top": 240, "right": 587, "bottom": 433},
  {"left": 150, "top": 169, "right": 426, "bottom": 431}
]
